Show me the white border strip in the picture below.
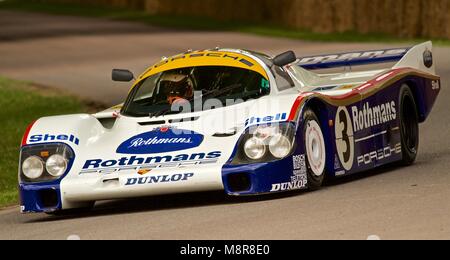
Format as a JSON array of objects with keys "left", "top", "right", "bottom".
[{"left": 355, "top": 130, "right": 387, "bottom": 143}]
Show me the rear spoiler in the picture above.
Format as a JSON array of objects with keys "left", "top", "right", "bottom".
[
  {"left": 297, "top": 42, "right": 435, "bottom": 74},
  {"left": 298, "top": 47, "right": 410, "bottom": 70}
]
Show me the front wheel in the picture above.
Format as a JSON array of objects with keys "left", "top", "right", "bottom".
[
  {"left": 303, "top": 109, "right": 326, "bottom": 190},
  {"left": 399, "top": 85, "right": 419, "bottom": 165}
]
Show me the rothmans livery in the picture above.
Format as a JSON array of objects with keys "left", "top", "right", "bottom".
[
  {"left": 18, "top": 42, "right": 441, "bottom": 214},
  {"left": 351, "top": 101, "right": 397, "bottom": 132}
]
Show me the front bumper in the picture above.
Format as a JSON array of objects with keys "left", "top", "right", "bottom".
[
  {"left": 222, "top": 155, "right": 304, "bottom": 195},
  {"left": 20, "top": 164, "right": 225, "bottom": 213},
  {"left": 20, "top": 183, "right": 62, "bottom": 213},
  {"left": 20, "top": 154, "right": 305, "bottom": 213}
]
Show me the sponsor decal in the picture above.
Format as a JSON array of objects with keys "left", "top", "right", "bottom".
[
  {"left": 335, "top": 101, "right": 398, "bottom": 171},
  {"left": 432, "top": 80, "right": 440, "bottom": 90},
  {"left": 270, "top": 177, "right": 307, "bottom": 192},
  {"left": 298, "top": 48, "right": 408, "bottom": 66},
  {"left": 245, "top": 113, "right": 287, "bottom": 127},
  {"left": 152, "top": 52, "right": 256, "bottom": 69},
  {"left": 125, "top": 173, "right": 194, "bottom": 186},
  {"left": 116, "top": 127, "right": 204, "bottom": 154},
  {"left": 270, "top": 154, "right": 307, "bottom": 192},
  {"left": 29, "top": 134, "right": 79, "bottom": 145},
  {"left": 357, "top": 143, "right": 401, "bottom": 166},
  {"left": 292, "top": 154, "right": 307, "bottom": 174},
  {"left": 351, "top": 101, "right": 397, "bottom": 132},
  {"left": 80, "top": 151, "right": 222, "bottom": 174}
]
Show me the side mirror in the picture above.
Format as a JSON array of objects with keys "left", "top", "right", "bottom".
[
  {"left": 112, "top": 69, "right": 134, "bottom": 82},
  {"left": 273, "top": 51, "right": 297, "bottom": 67}
]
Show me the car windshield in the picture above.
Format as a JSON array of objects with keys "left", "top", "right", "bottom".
[{"left": 122, "top": 66, "right": 270, "bottom": 117}]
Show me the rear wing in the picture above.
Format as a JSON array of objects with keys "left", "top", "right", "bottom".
[{"left": 298, "top": 41, "right": 435, "bottom": 74}]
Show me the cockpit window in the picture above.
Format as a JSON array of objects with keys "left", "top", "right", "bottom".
[
  {"left": 273, "top": 66, "right": 295, "bottom": 91},
  {"left": 122, "top": 66, "right": 270, "bottom": 117}
]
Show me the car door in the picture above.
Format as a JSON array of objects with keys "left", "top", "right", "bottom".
[
  {"left": 334, "top": 95, "right": 376, "bottom": 175},
  {"left": 371, "top": 85, "right": 402, "bottom": 167}
]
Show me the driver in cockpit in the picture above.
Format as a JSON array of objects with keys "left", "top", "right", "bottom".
[{"left": 159, "top": 73, "right": 194, "bottom": 106}]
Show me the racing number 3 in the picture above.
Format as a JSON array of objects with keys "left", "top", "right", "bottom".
[
  {"left": 335, "top": 106, "right": 355, "bottom": 171},
  {"left": 339, "top": 110, "right": 351, "bottom": 162}
]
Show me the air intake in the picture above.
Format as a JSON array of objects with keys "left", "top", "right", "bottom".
[
  {"left": 38, "top": 189, "right": 58, "bottom": 208},
  {"left": 227, "top": 173, "right": 251, "bottom": 192},
  {"left": 138, "top": 120, "right": 167, "bottom": 126}
]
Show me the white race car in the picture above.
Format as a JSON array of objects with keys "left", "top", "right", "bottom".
[{"left": 19, "top": 42, "right": 440, "bottom": 213}]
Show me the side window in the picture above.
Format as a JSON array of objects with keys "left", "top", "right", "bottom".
[
  {"left": 273, "top": 66, "right": 295, "bottom": 91},
  {"left": 134, "top": 73, "right": 160, "bottom": 101}
]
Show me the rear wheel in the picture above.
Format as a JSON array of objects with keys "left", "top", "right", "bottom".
[
  {"left": 303, "top": 109, "right": 326, "bottom": 190},
  {"left": 399, "top": 85, "right": 419, "bottom": 165}
]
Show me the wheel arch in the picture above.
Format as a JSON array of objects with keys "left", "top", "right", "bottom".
[
  {"left": 402, "top": 79, "right": 426, "bottom": 123},
  {"left": 300, "top": 97, "right": 336, "bottom": 177},
  {"left": 398, "top": 80, "right": 420, "bottom": 165}
]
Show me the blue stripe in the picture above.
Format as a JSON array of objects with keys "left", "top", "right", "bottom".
[{"left": 299, "top": 48, "right": 410, "bottom": 70}]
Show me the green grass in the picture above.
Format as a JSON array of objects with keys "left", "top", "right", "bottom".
[
  {"left": 1, "top": 0, "right": 450, "bottom": 45},
  {"left": 0, "top": 77, "right": 89, "bottom": 207}
]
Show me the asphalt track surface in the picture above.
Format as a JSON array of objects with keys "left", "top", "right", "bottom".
[{"left": 0, "top": 11, "right": 450, "bottom": 240}]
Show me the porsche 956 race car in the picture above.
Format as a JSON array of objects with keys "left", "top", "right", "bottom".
[{"left": 19, "top": 42, "right": 440, "bottom": 213}]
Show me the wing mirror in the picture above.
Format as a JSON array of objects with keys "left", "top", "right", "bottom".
[
  {"left": 112, "top": 69, "right": 134, "bottom": 82},
  {"left": 273, "top": 51, "right": 297, "bottom": 67}
]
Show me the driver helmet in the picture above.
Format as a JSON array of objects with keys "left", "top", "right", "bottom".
[{"left": 160, "top": 72, "right": 194, "bottom": 104}]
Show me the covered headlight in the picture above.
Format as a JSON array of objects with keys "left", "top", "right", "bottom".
[
  {"left": 244, "top": 137, "right": 267, "bottom": 160},
  {"left": 46, "top": 154, "right": 67, "bottom": 177},
  {"left": 20, "top": 143, "right": 74, "bottom": 182},
  {"left": 232, "top": 122, "right": 296, "bottom": 164},
  {"left": 269, "top": 134, "right": 292, "bottom": 159},
  {"left": 22, "top": 156, "right": 44, "bottom": 179}
]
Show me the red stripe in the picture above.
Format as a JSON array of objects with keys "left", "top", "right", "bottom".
[
  {"left": 21, "top": 120, "right": 36, "bottom": 146},
  {"left": 287, "top": 68, "right": 405, "bottom": 121},
  {"left": 288, "top": 93, "right": 311, "bottom": 121}
]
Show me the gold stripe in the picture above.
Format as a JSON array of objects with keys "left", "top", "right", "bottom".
[{"left": 291, "top": 68, "right": 439, "bottom": 120}]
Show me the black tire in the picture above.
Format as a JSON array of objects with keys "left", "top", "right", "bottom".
[
  {"left": 399, "top": 85, "right": 419, "bottom": 166},
  {"left": 302, "top": 109, "right": 326, "bottom": 190}
]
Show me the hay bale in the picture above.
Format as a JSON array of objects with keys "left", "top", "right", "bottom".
[
  {"left": 37, "top": 0, "right": 450, "bottom": 39},
  {"left": 353, "top": 0, "right": 371, "bottom": 34},
  {"left": 402, "top": 0, "right": 422, "bottom": 38},
  {"left": 290, "top": 0, "right": 318, "bottom": 30},
  {"left": 333, "top": 0, "right": 355, "bottom": 33},
  {"left": 446, "top": 2, "right": 450, "bottom": 39},
  {"left": 422, "top": 0, "right": 448, "bottom": 38}
]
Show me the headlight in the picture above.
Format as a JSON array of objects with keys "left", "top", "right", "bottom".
[
  {"left": 269, "top": 134, "right": 292, "bottom": 159},
  {"left": 46, "top": 154, "right": 67, "bottom": 177},
  {"left": 20, "top": 143, "right": 74, "bottom": 183},
  {"left": 232, "top": 122, "right": 296, "bottom": 164},
  {"left": 244, "top": 137, "right": 267, "bottom": 160},
  {"left": 22, "top": 156, "right": 44, "bottom": 179}
]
